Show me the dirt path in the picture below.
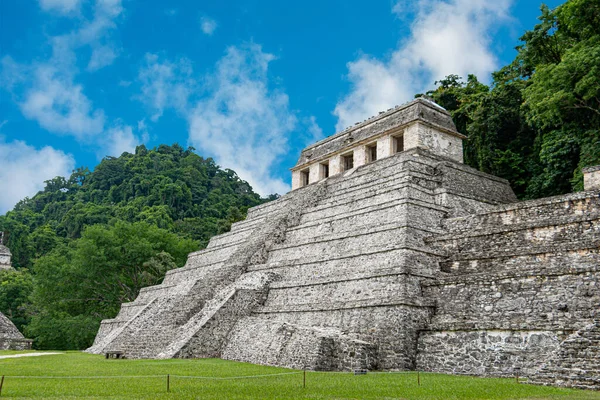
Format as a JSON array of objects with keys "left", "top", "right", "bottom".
[{"left": 0, "top": 352, "right": 63, "bottom": 359}]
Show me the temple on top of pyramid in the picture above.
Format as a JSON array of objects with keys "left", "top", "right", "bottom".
[{"left": 291, "top": 98, "right": 466, "bottom": 190}]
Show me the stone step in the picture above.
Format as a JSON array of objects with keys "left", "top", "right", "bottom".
[
  {"left": 299, "top": 182, "right": 443, "bottom": 226},
  {"left": 245, "top": 197, "right": 291, "bottom": 219},
  {"left": 88, "top": 296, "right": 162, "bottom": 354},
  {"left": 323, "top": 153, "right": 437, "bottom": 193},
  {"left": 256, "top": 256, "right": 436, "bottom": 289},
  {"left": 439, "top": 238, "right": 600, "bottom": 263},
  {"left": 529, "top": 321, "right": 600, "bottom": 390},
  {"left": 263, "top": 274, "right": 424, "bottom": 310},
  {"left": 437, "top": 251, "right": 600, "bottom": 276},
  {"left": 162, "top": 262, "right": 226, "bottom": 285},
  {"left": 249, "top": 247, "right": 438, "bottom": 283},
  {"left": 431, "top": 212, "right": 600, "bottom": 247},
  {"left": 286, "top": 200, "right": 447, "bottom": 245},
  {"left": 206, "top": 224, "right": 258, "bottom": 248},
  {"left": 257, "top": 295, "right": 435, "bottom": 314},
  {"left": 267, "top": 225, "right": 444, "bottom": 266},
  {"left": 442, "top": 192, "right": 600, "bottom": 233},
  {"left": 172, "top": 241, "right": 246, "bottom": 271},
  {"left": 229, "top": 214, "right": 267, "bottom": 231},
  {"left": 425, "top": 318, "right": 590, "bottom": 332},
  {"left": 311, "top": 169, "right": 440, "bottom": 214},
  {"left": 325, "top": 166, "right": 439, "bottom": 202},
  {"left": 426, "top": 262, "right": 600, "bottom": 285},
  {"left": 432, "top": 229, "right": 600, "bottom": 261}
]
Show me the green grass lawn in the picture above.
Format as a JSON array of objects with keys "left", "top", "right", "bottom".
[{"left": 0, "top": 351, "right": 598, "bottom": 399}]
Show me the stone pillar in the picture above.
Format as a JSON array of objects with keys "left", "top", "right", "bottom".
[
  {"left": 354, "top": 146, "right": 367, "bottom": 168},
  {"left": 404, "top": 123, "right": 420, "bottom": 152},
  {"left": 377, "top": 135, "right": 393, "bottom": 159},
  {"left": 330, "top": 155, "right": 343, "bottom": 176},
  {"left": 291, "top": 170, "right": 301, "bottom": 190},
  {"left": 309, "top": 163, "right": 320, "bottom": 184},
  {"left": 584, "top": 166, "right": 600, "bottom": 191}
]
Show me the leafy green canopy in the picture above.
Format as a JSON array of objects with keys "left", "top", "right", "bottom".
[
  {"left": 0, "top": 144, "right": 271, "bottom": 349},
  {"left": 423, "top": 0, "right": 600, "bottom": 199}
]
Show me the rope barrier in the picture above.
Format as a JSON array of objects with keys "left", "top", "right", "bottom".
[
  {"left": 4, "top": 375, "right": 163, "bottom": 379},
  {"left": 171, "top": 371, "right": 302, "bottom": 380},
  {"left": 3, "top": 371, "right": 302, "bottom": 380}
]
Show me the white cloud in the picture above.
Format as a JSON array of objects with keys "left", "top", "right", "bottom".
[
  {"left": 137, "top": 54, "right": 194, "bottom": 122},
  {"left": 0, "top": 138, "right": 75, "bottom": 213},
  {"left": 19, "top": 64, "right": 105, "bottom": 138},
  {"left": 2, "top": 0, "right": 124, "bottom": 141},
  {"left": 39, "top": 0, "right": 81, "bottom": 14},
  {"left": 99, "top": 124, "right": 142, "bottom": 158},
  {"left": 87, "top": 45, "right": 118, "bottom": 71},
  {"left": 200, "top": 16, "right": 218, "bottom": 36},
  {"left": 135, "top": 44, "right": 319, "bottom": 195},
  {"left": 334, "top": 0, "right": 513, "bottom": 131},
  {"left": 188, "top": 44, "right": 296, "bottom": 195},
  {"left": 305, "top": 116, "right": 325, "bottom": 143}
]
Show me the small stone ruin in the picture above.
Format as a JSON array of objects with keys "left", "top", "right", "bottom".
[{"left": 0, "top": 241, "right": 32, "bottom": 350}]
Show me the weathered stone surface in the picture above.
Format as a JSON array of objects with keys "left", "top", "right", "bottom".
[
  {"left": 0, "top": 244, "right": 13, "bottom": 270},
  {"left": 88, "top": 100, "right": 600, "bottom": 391},
  {"left": 0, "top": 244, "right": 32, "bottom": 350},
  {"left": 584, "top": 165, "right": 600, "bottom": 191},
  {"left": 0, "top": 312, "right": 31, "bottom": 350}
]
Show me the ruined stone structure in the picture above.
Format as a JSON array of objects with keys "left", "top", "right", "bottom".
[
  {"left": 0, "top": 312, "right": 31, "bottom": 350},
  {"left": 0, "top": 244, "right": 13, "bottom": 271},
  {"left": 0, "top": 242, "right": 32, "bottom": 350},
  {"left": 89, "top": 98, "right": 599, "bottom": 390}
]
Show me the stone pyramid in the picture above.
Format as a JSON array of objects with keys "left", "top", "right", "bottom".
[{"left": 89, "top": 98, "right": 599, "bottom": 389}]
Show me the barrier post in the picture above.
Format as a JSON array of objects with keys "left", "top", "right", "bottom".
[
  {"left": 0, "top": 375, "right": 4, "bottom": 396},
  {"left": 167, "top": 374, "right": 170, "bottom": 393},
  {"left": 303, "top": 370, "right": 306, "bottom": 388},
  {"left": 417, "top": 371, "right": 420, "bottom": 386}
]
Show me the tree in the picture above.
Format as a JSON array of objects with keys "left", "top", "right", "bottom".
[
  {"left": 0, "top": 270, "right": 33, "bottom": 332},
  {"left": 27, "top": 221, "right": 198, "bottom": 349}
]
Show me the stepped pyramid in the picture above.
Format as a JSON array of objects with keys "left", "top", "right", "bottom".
[{"left": 89, "top": 98, "right": 599, "bottom": 390}]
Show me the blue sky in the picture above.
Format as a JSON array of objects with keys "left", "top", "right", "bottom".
[{"left": 0, "top": 0, "right": 564, "bottom": 213}]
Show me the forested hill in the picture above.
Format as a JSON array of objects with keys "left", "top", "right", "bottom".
[
  {"left": 422, "top": 0, "right": 599, "bottom": 200},
  {"left": 1, "top": 144, "right": 269, "bottom": 269},
  {"left": 0, "top": 144, "right": 272, "bottom": 349}
]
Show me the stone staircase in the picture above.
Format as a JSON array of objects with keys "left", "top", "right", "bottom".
[
  {"left": 530, "top": 321, "right": 600, "bottom": 390},
  {"left": 88, "top": 182, "right": 328, "bottom": 359}
]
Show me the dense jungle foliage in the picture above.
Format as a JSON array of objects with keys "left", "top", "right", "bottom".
[
  {"left": 0, "top": 1, "right": 598, "bottom": 350},
  {"left": 422, "top": 0, "right": 600, "bottom": 199},
  {"left": 0, "top": 144, "right": 269, "bottom": 349}
]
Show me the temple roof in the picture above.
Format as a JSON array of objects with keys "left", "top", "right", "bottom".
[{"left": 293, "top": 97, "right": 463, "bottom": 170}]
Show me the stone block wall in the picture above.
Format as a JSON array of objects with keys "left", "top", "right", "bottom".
[{"left": 417, "top": 330, "right": 562, "bottom": 377}]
